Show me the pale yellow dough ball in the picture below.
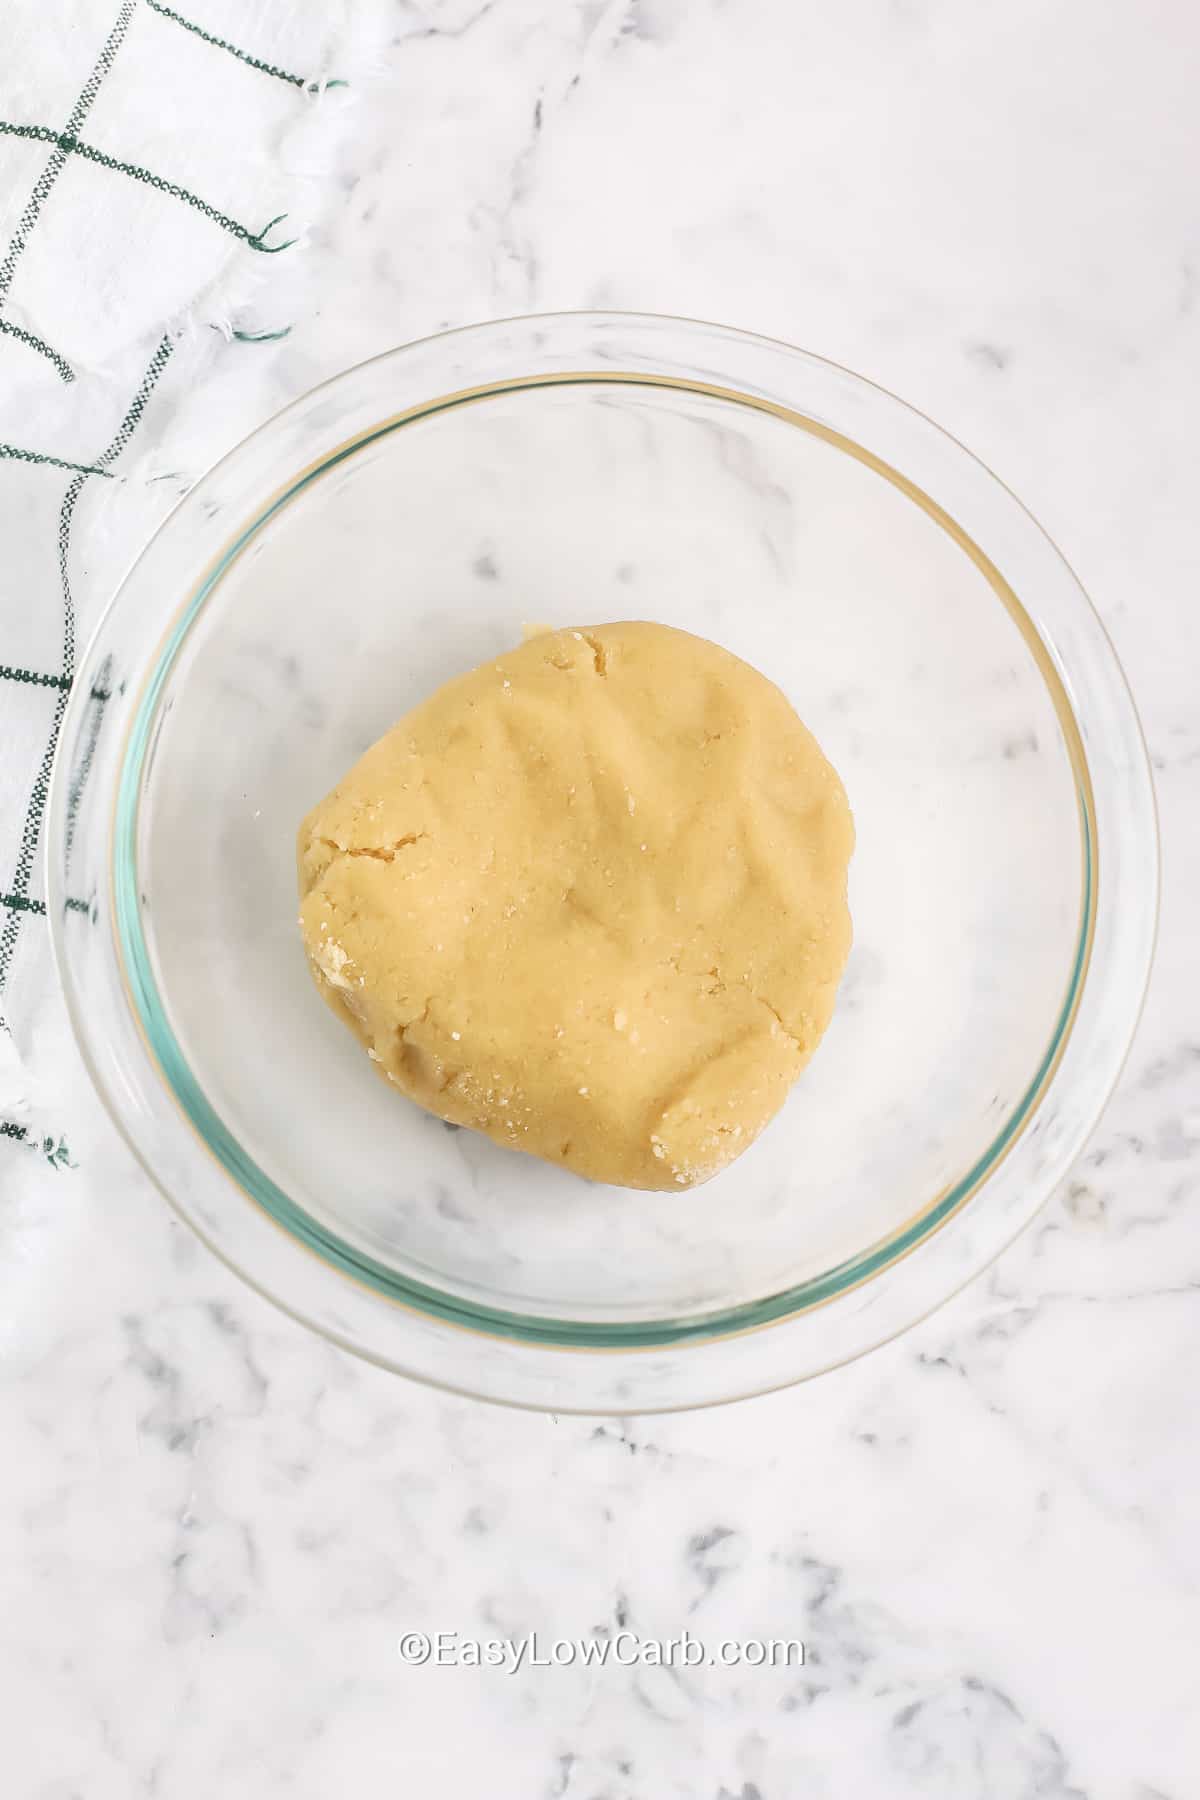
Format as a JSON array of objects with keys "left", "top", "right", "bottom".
[{"left": 297, "top": 621, "right": 853, "bottom": 1190}]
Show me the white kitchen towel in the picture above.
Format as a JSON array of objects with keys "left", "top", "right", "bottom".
[{"left": 0, "top": 0, "right": 386, "bottom": 1158}]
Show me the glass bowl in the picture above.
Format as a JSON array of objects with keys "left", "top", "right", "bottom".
[{"left": 47, "top": 313, "right": 1158, "bottom": 1412}]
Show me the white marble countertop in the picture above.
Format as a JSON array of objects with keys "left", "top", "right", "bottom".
[{"left": 4, "top": 2, "right": 1199, "bottom": 1794}]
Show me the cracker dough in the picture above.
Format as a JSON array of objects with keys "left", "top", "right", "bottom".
[{"left": 297, "top": 622, "right": 853, "bottom": 1190}]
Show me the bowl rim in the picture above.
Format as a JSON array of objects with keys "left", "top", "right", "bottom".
[{"left": 47, "top": 309, "right": 1160, "bottom": 1404}]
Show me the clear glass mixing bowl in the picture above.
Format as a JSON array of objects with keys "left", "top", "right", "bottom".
[{"left": 47, "top": 313, "right": 1158, "bottom": 1411}]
